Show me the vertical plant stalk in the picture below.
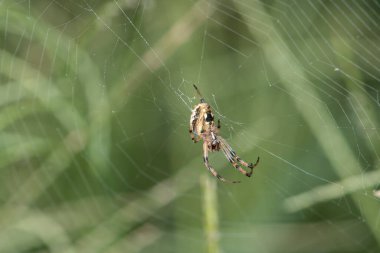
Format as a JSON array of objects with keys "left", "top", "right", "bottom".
[{"left": 201, "top": 175, "right": 220, "bottom": 253}]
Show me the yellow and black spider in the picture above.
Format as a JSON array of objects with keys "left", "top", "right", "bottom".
[{"left": 189, "top": 85, "right": 260, "bottom": 183}]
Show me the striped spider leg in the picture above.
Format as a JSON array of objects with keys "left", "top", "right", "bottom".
[{"left": 219, "top": 136, "right": 260, "bottom": 177}]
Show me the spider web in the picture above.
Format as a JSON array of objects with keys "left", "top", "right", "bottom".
[{"left": 0, "top": 0, "right": 380, "bottom": 252}]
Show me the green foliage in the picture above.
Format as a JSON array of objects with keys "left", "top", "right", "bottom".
[{"left": 0, "top": 0, "right": 379, "bottom": 252}]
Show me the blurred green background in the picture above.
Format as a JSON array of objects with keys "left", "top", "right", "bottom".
[{"left": 1, "top": 0, "right": 380, "bottom": 252}]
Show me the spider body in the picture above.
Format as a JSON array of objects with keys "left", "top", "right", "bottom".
[
  {"left": 190, "top": 103, "right": 216, "bottom": 143},
  {"left": 189, "top": 85, "right": 259, "bottom": 183}
]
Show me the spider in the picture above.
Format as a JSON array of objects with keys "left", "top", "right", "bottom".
[{"left": 189, "top": 84, "right": 259, "bottom": 183}]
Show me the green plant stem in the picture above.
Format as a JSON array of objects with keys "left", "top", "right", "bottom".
[{"left": 201, "top": 174, "right": 220, "bottom": 253}]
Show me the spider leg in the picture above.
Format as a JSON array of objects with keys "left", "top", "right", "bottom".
[
  {"left": 220, "top": 139, "right": 259, "bottom": 178},
  {"left": 203, "top": 142, "right": 240, "bottom": 183},
  {"left": 231, "top": 150, "right": 260, "bottom": 170},
  {"left": 193, "top": 84, "right": 205, "bottom": 103},
  {"left": 220, "top": 145, "right": 252, "bottom": 177},
  {"left": 217, "top": 119, "right": 221, "bottom": 129}
]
